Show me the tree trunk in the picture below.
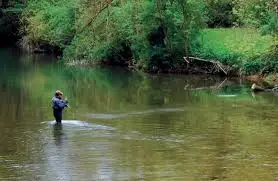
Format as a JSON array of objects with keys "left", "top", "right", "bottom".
[{"left": 180, "top": 0, "right": 189, "bottom": 58}]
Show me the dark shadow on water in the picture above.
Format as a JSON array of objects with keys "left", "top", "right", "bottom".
[{"left": 53, "top": 123, "right": 64, "bottom": 146}]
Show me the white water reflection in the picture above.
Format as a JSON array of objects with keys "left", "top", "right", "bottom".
[
  {"left": 217, "top": 94, "right": 238, "bottom": 98},
  {"left": 45, "top": 120, "right": 116, "bottom": 131},
  {"left": 88, "top": 107, "right": 184, "bottom": 120}
]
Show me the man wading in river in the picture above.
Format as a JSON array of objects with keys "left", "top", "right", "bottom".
[{"left": 52, "top": 90, "right": 69, "bottom": 125}]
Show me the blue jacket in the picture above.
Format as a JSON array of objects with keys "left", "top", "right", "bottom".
[{"left": 52, "top": 97, "right": 68, "bottom": 112}]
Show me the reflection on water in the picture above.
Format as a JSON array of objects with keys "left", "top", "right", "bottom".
[
  {"left": 48, "top": 120, "right": 116, "bottom": 131},
  {"left": 88, "top": 108, "right": 184, "bottom": 119},
  {"left": 1, "top": 48, "right": 278, "bottom": 180},
  {"left": 53, "top": 124, "right": 64, "bottom": 146}
]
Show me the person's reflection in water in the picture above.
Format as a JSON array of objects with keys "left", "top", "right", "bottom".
[
  {"left": 49, "top": 124, "right": 72, "bottom": 180},
  {"left": 53, "top": 124, "right": 64, "bottom": 146}
]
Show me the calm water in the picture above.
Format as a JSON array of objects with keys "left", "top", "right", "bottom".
[{"left": 1, "top": 48, "right": 278, "bottom": 181}]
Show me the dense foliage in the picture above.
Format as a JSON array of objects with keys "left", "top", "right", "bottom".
[
  {"left": 0, "top": 0, "right": 276, "bottom": 75},
  {"left": 232, "top": 0, "right": 278, "bottom": 74},
  {"left": 204, "top": 0, "right": 237, "bottom": 28},
  {"left": 0, "top": 0, "right": 25, "bottom": 46},
  {"left": 233, "top": 0, "right": 278, "bottom": 35},
  {"left": 22, "top": 0, "right": 206, "bottom": 72}
]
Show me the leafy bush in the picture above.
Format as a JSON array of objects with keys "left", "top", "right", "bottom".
[
  {"left": 241, "top": 58, "right": 265, "bottom": 74},
  {"left": 233, "top": 0, "right": 278, "bottom": 35},
  {"left": 205, "top": 0, "right": 237, "bottom": 28},
  {"left": 22, "top": 0, "right": 76, "bottom": 48}
]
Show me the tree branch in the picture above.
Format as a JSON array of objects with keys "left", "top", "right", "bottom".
[{"left": 78, "top": 0, "right": 114, "bottom": 34}]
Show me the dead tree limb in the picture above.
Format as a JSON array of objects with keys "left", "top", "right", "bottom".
[
  {"left": 184, "top": 78, "right": 229, "bottom": 91},
  {"left": 183, "top": 56, "right": 228, "bottom": 75}
]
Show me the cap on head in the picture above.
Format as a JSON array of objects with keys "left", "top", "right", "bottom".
[{"left": 55, "top": 90, "right": 63, "bottom": 97}]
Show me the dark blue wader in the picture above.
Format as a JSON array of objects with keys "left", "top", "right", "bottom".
[{"left": 52, "top": 97, "right": 68, "bottom": 124}]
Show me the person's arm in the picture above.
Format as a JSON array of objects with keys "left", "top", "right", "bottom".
[
  {"left": 64, "top": 99, "right": 69, "bottom": 108},
  {"left": 55, "top": 99, "right": 68, "bottom": 109}
]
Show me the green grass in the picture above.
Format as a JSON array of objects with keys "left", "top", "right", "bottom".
[
  {"left": 192, "top": 28, "right": 277, "bottom": 74},
  {"left": 200, "top": 28, "right": 274, "bottom": 57}
]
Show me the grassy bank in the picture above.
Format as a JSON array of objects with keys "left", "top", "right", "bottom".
[
  {"left": 200, "top": 28, "right": 274, "bottom": 57},
  {"left": 194, "top": 28, "right": 276, "bottom": 74}
]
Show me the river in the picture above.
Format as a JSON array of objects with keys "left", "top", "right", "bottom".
[{"left": 0, "top": 48, "right": 278, "bottom": 180}]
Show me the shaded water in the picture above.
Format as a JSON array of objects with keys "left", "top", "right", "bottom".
[{"left": 1, "top": 48, "right": 278, "bottom": 180}]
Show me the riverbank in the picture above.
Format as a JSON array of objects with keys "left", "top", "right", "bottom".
[
  {"left": 19, "top": 0, "right": 278, "bottom": 76},
  {"left": 245, "top": 74, "right": 278, "bottom": 86},
  {"left": 63, "top": 28, "right": 276, "bottom": 76},
  {"left": 3, "top": 0, "right": 278, "bottom": 79},
  {"left": 65, "top": 60, "right": 278, "bottom": 86}
]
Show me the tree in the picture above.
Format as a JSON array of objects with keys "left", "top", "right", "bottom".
[
  {"left": 205, "top": 0, "right": 237, "bottom": 28},
  {"left": 61, "top": 0, "right": 205, "bottom": 72}
]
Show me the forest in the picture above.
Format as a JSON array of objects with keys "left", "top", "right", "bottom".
[{"left": 1, "top": 0, "right": 278, "bottom": 75}]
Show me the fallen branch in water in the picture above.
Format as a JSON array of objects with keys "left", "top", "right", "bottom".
[
  {"left": 251, "top": 83, "right": 265, "bottom": 92},
  {"left": 184, "top": 78, "right": 229, "bottom": 91}
]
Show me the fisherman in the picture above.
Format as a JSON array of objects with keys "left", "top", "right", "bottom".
[{"left": 52, "top": 90, "right": 69, "bottom": 125}]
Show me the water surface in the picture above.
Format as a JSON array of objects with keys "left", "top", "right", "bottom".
[{"left": 0, "top": 48, "right": 278, "bottom": 181}]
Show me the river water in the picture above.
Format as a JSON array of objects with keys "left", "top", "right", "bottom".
[{"left": 1, "top": 48, "right": 278, "bottom": 180}]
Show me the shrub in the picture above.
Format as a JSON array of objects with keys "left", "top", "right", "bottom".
[{"left": 205, "top": 0, "right": 238, "bottom": 28}]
